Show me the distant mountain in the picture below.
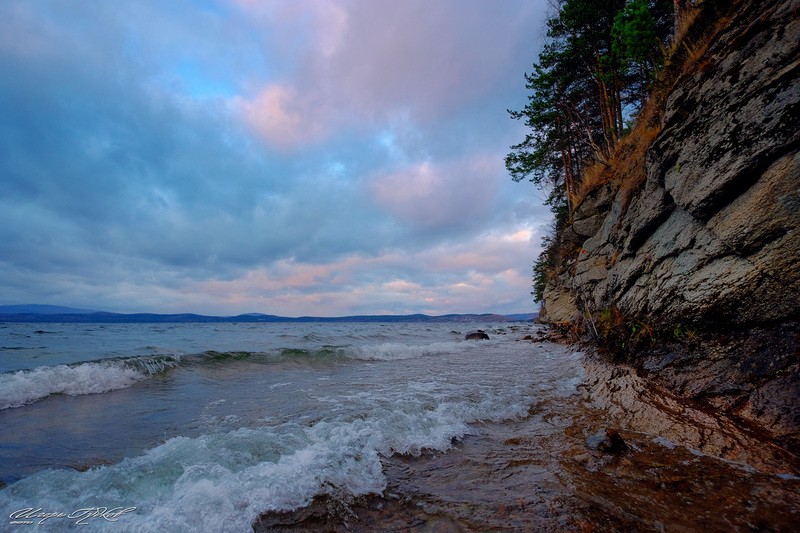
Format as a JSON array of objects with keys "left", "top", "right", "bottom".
[
  {"left": 504, "top": 313, "right": 539, "bottom": 321},
  {"left": 0, "top": 306, "right": 537, "bottom": 323},
  {"left": 0, "top": 304, "right": 98, "bottom": 315}
]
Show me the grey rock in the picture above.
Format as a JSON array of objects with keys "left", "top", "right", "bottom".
[
  {"left": 541, "top": 0, "right": 800, "bottom": 447},
  {"left": 546, "top": 0, "right": 800, "bottom": 326},
  {"left": 656, "top": 2, "right": 800, "bottom": 221},
  {"left": 572, "top": 213, "right": 606, "bottom": 238},
  {"left": 539, "top": 284, "right": 578, "bottom": 324},
  {"left": 574, "top": 184, "right": 614, "bottom": 219},
  {"left": 622, "top": 175, "right": 674, "bottom": 255},
  {"left": 465, "top": 330, "right": 490, "bottom": 340}
]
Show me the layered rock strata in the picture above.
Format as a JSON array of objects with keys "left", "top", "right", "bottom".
[{"left": 541, "top": 0, "right": 800, "bottom": 450}]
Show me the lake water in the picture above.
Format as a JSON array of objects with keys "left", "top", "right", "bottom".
[
  {"left": 0, "top": 321, "right": 569, "bottom": 530},
  {"left": 1, "top": 321, "right": 797, "bottom": 531}
]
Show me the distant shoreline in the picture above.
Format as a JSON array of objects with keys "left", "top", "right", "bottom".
[{"left": 0, "top": 309, "right": 537, "bottom": 324}]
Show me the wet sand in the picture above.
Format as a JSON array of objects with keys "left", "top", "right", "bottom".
[{"left": 254, "top": 351, "right": 800, "bottom": 532}]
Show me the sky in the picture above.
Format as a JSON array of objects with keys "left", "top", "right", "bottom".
[{"left": 0, "top": 0, "right": 553, "bottom": 317}]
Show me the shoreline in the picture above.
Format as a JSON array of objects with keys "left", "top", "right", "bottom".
[{"left": 254, "top": 347, "right": 800, "bottom": 532}]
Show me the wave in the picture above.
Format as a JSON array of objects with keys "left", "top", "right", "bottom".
[
  {"left": 0, "top": 355, "right": 181, "bottom": 410},
  {"left": 0, "top": 379, "right": 533, "bottom": 532},
  {"left": 199, "top": 341, "right": 469, "bottom": 364},
  {"left": 347, "top": 340, "right": 470, "bottom": 361},
  {"left": 0, "top": 339, "right": 481, "bottom": 410}
]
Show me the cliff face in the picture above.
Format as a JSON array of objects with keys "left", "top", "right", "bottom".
[{"left": 542, "top": 0, "right": 800, "bottom": 449}]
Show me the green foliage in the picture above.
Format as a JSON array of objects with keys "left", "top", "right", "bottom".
[
  {"left": 532, "top": 198, "right": 569, "bottom": 302},
  {"left": 508, "top": 0, "right": 625, "bottom": 188},
  {"left": 591, "top": 305, "right": 702, "bottom": 360},
  {"left": 594, "top": 306, "right": 655, "bottom": 361},
  {"left": 612, "top": 0, "right": 673, "bottom": 106},
  {"left": 510, "top": 0, "right": 675, "bottom": 305},
  {"left": 613, "top": 0, "right": 659, "bottom": 65},
  {"left": 507, "top": 0, "right": 675, "bottom": 190},
  {"left": 532, "top": 236, "right": 555, "bottom": 302},
  {"left": 672, "top": 324, "right": 698, "bottom": 343}
]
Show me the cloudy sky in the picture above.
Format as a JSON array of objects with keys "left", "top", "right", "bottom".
[{"left": 0, "top": 0, "right": 552, "bottom": 316}]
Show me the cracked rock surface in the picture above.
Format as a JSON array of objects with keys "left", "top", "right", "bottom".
[{"left": 541, "top": 0, "right": 800, "bottom": 450}]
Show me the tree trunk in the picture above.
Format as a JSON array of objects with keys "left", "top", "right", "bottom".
[
  {"left": 674, "top": 0, "right": 687, "bottom": 36},
  {"left": 561, "top": 147, "right": 573, "bottom": 215}
]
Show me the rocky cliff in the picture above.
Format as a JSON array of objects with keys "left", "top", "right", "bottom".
[{"left": 541, "top": 0, "right": 800, "bottom": 451}]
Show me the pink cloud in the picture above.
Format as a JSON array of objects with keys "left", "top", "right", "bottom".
[
  {"left": 309, "top": 0, "right": 538, "bottom": 120},
  {"left": 230, "top": 0, "right": 347, "bottom": 58},
  {"left": 369, "top": 154, "right": 500, "bottom": 229},
  {"left": 237, "top": 84, "right": 330, "bottom": 150},
  {"left": 382, "top": 279, "right": 423, "bottom": 293},
  {"left": 422, "top": 228, "right": 536, "bottom": 274},
  {"left": 180, "top": 221, "right": 538, "bottom": 315},
  {"left": 232, "top": 0, "right": 539, "bottom": 150}
]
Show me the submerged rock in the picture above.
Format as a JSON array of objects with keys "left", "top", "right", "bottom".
[
  {"left": 252, "top": 493, "right": 466, "bottom": 532},
  {"left": 465, "top": 330, "right": 490, "bottom": 340},
  {"left": 587, "top": 428, "right": 628, "bottom": 455}
]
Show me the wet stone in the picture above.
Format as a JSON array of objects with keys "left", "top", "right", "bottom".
[{"left": 587, "top": 428, "right": 629, "bottom": 454}]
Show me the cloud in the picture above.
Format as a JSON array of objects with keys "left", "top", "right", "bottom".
[
  {"left": 234, "top": 0, "right": 545, "bottom": 151},
  {"left": 369, "top": 154, "right": 500, "bottom": 230},
  {"left": 0, "top": 0, "right": 550, "bottom": 315},
  {"left": 181, "top": 223, "right": 540, "bottom": 316},
  {"left": 238, "top": 84, "right": 330, "bottom": 150}
]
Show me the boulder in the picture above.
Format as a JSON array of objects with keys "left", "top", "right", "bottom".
[{"left": 465, "top": 330, "right": 490, "bottom": 340}]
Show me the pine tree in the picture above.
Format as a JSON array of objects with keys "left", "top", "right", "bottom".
[{"left": 509, "top": 0, "right": 674, "bottom": 302}]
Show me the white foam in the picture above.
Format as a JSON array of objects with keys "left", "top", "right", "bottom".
[
  {"left": 0, "top": 376, "right": 533, "bottom": 532},
  {"left": 0, "top": 356, "right": 180, "bottom": 410},
  {"left": 347, "top": 341, "right": 473, "bottom": 361}
]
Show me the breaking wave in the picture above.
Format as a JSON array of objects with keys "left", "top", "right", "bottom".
[
  {"left": 0, "top": 376, "right": 534, "bottom": 532},
  {"left": 0, "top": 339, "right": 488, "bottom": 410},
  {"left": 0, "top": 355, "right": 181, "bottom": 410}
]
